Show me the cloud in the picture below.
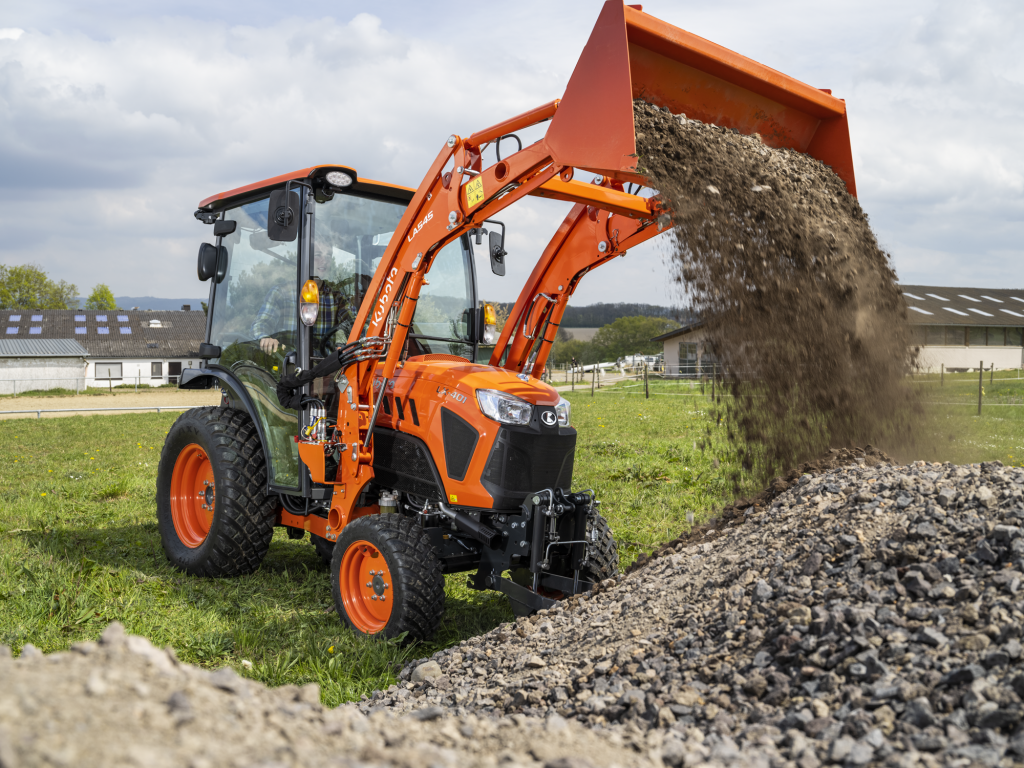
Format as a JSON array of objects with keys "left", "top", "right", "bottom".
[{"left": 0, "top": 0, "right": 1020, "bottom": 305}]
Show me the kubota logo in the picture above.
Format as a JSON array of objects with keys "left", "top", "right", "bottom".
[
  {"left": 541, "top": 411, "right": 557, "bottom": 426},
  {"left": 407, "top": 211, "right": 433, "bottom": 243},
  {"left": 373, "top": 268, "right": 399, "bottom": 324}
]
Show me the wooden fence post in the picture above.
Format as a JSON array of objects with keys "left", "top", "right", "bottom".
[
  {"left": 941, "top": 364, "right": 944, "bottom": 387},
  {"left": 978, "top": 361, "right": 984, "bottom": 416}
]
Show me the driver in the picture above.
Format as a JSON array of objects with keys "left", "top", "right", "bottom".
[{"left": 251, "top": 236, "right": 344, "bottom": 355}]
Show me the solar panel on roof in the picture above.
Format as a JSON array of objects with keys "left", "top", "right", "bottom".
[
  {"left": 943, "top": 308, "right": 969, "bottom": 316},
  {"left": 5, "top": 327, "right": 17, "bottom": 334},
  {"left": 119, "top": 327, "right": 131, "bottom": 334},
  {"left": 31, "top": 315, "right": 42, "bottom": 321},
  {"left": 97, "top": 327, "right": 109, "bottom": 334},
  {"left": 75, "top": 328, "right": 86, "bottom": 334},
  {"left": 8, "top": 315, "right": 20, "bottom": 321},
  {"left": 967, "top": 308, "right": 993, "bottom": 317},
  {"left": 903, "top": 293, "right": 925, "bottom": 300},
  {"left": 75, "top": 314, "right": 86, "bottom": 321},
  {"left": 926, "top": 294, "right": 948, "bottom": 301},
  {"left": 909, "top": 307, "right": 933, "bottom": 315},
  {"left": 958, "top": 295, "right": 980, "bottom": 302},
  {"left": 29, "top": 327, "right": 41, "bottom": 334},
  {"left": 117, "top": 315, "right": 129, "bottom": 322},
  {"left": 96, "top": 315, "right": 107, "bottom": 322},
  {"left": 1000, "top": 309, "right": 1024, "bottom": 318},
  {"left": 981, "top": 296, "right": 1004, "bottom": 303}
]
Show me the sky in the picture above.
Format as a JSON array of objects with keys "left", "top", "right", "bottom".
[{"left": 1, "top": 0, "right": 1021, "bottom": 309}]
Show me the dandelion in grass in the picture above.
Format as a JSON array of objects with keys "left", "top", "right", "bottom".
[{"left": 328, "top": 646, "right": 335, "bottom": 654}]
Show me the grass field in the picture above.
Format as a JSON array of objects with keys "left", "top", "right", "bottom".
[{"left": 1, "top": 384, "right": 1021, "bottom": 703}]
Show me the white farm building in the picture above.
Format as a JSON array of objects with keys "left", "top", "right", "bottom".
[
  {"left": 651, "top": 285, "right": 1024, "bottom": 377},
  {"left": 0, "top": 308, "right": 206, "bottom": 394}
]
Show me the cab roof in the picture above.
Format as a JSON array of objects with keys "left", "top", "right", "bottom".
[{"left": 197, "top": 164, "right": 415, "bottom": 211}]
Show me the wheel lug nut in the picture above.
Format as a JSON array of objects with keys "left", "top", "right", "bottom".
[
  {"left": 371, "top": 595, "right": 377, "bottom": 601},
  {"left": 366, "top": 582, "right": 371, "bottom": 588}
]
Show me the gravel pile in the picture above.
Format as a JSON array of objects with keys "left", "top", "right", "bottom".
[
  {"left": 380, "top": 461, "right": 1024, "bottom": 767},
  {"left": 0, "top": 623, "right": 658, "bottom": 768}
]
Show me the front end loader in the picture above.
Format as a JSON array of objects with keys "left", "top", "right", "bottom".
[{"left": 157, "top": 1, "right": 856, "bottom": 641}]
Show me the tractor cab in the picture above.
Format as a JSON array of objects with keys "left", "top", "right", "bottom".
[{"left": 191, "top": 166, "right": 482, "bottom": 496}]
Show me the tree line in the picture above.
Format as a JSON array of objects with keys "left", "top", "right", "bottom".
[
  {"left": 548, "top": 315, "right": 680, "bottom": 366},
  {"left": 0, "top": 264, "right": 118, "bottom": 310},
  {"left": 492, "top": 301, "right": 683, "bottom": 328}
]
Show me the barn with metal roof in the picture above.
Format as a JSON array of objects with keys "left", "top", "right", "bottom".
[
  {"left": 0, "top": 338, "right": 89, "bottom": 395},
  {"left": 1, "top": 308, "right": 205, "bottom": 391},
  {"left": 901, "top": 286, "right": 1024, "bottom": 372}
]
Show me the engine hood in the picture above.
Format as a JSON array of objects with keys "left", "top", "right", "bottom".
[{"left": 399, "top": 356, "right": 560, "bottom": 406}]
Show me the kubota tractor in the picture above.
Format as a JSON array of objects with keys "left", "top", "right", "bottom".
[{"left": 157, "top": 2, "right": 856, "bottom": 641}]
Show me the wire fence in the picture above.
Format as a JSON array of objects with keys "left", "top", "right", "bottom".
[
  {"left": 0, "top": 405, "right": 195, "bottom": 420},
  {"left": 0, "top": 375, "right": 181, "bottom": 396}
]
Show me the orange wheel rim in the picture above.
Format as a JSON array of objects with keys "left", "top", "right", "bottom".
[
  {"left": 339, "top": 540, "right": 393, "bottom": 633},
  {"left": 169, "top": 443, "right": 215, "bottom": 548}
]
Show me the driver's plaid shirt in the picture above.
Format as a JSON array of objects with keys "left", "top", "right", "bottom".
[{"left": 250, "top": 282, "right": 340, "bottom": 345}]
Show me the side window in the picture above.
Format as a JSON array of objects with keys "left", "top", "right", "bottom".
[{"left": 409, "top": 240, "right": 474, "bottom": 359}]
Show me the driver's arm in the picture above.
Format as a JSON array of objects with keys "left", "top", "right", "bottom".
[{"left": 251, "top": 286, "right": 283, "bottom": 353}]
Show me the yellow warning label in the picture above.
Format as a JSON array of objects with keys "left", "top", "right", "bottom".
[
  {"left": 464, "top": 176, "right": 485, "bottom": 208},
  {"left": 449, "top": 494, "right": 458, "bottom": 503}
]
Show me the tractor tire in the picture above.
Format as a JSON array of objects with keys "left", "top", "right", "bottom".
[
  {"left": 311, "top": 533, "right": 334, "bottom": 566},
  {"left": 331, "top": 514, "right": 445, "bottom": 642},
  {"left": 582, "top": 514, "right": 619, "bottom": 583},
  {"left": 156, "top": 406, "right": 276, "bottom": 577}
]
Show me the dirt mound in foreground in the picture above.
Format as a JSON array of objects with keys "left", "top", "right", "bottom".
[
  {"left": 0, "top": 623, "right": 655, "bottom": 768},
  {"left": 633, "top": 100, "right": 920, "bottom": 485}
]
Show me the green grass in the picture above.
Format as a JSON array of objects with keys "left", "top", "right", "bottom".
[{"left": 2, "top": 385, "right": 1023, "bottom": 701}]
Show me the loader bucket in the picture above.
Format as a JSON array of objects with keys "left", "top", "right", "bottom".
[{"left": 545, "top": 2, "right": 857, "bottom": 196}]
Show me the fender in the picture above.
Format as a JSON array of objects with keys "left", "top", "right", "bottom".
[{"left": 178, "top": 366, "right": 279, "bottom": 492}]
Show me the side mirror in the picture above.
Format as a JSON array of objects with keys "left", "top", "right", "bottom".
[
  {"left": 213, "top": 219, "right": 237, "bottom": 237},
  {"left": 197, "top": 242, "right": 228, "bottom": 283},
  {"left": 489, "top": 230, "right": 506, "bottom": 277},
  {"left": 268, "top": 188, "right": 300, "bottom": 242}
]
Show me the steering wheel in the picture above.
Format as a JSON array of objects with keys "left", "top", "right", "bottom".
[{"left": 318, "top": 308, "right": 355, "bottom": 357}]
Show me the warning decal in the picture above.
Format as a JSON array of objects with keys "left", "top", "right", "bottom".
[{"left": 464, "top": 176, "right": 485, "bottom": 208}]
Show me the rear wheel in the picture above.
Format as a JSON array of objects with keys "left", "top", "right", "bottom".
[
  {"left": 157, "top": 406, "right": 276, "bottom": 576},
  {"left": 331, "top": 514, "right": 445, "bottom": 642}
]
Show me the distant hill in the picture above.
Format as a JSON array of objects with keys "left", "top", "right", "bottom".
[
  {"left": 495, "top": 301, "right": 688, "bottom": 328},
  {"left": 74, "top": 297, "right": 207, "bottom": 311}
]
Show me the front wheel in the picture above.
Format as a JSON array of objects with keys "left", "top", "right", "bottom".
[
  {"left": 156, "top": 406, "right": 276, "bottom": 577},
  {"left": 331, "top": 514, "right": 445, "bottom": 642}
]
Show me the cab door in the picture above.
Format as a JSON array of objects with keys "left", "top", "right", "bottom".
[{"left": 204, "top": 193, "right": 304, "bottom": 491}]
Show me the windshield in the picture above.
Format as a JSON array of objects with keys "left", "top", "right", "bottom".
[{"left": 312, "top": 192, "right": 408, "bottom": 353}]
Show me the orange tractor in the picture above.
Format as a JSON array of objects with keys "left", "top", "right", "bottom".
[{"left": 158, "top": 2, "right": 856, "bottom": 640}]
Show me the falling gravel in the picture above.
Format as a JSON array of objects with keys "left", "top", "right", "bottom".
[
  {"left": 632, "top": 100, "right": 920, "bottom": 484},
  {"left": 382, "top": 460, "right": 1024, "bottom": 767}
]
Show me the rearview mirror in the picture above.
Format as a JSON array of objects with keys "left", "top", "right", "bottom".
[
  {"left": 268, "top": 188, "right": 300, "bottom": 242},
  {"left": 213, "top": 219, "right": 237, "bottom": 237},
  {"left": 489, "top": 230, "right": 506, "bottom": 277},
  {"left": 197, "top": 242, "right": 228, "bottom": 283}
]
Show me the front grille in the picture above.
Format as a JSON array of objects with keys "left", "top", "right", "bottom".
[
  {"left": 481, "top": 427, "right": 576, "bottom": 508},
  {"left": 441, "top": 408, "right": 478, "bottom": 481},
  {"left": 372, "top": 428, "right": 442, "bottom": 501}
]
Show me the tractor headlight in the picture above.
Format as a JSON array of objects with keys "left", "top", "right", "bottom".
[
  {"left": 555, "top": 396, "right": 571, "bottom": 427},
  {"left": 476, "top": 389, "right": 533, "bottom": 425}
]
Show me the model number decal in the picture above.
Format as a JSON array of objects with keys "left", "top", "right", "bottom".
[
  {"left": 436, "top": 385, "right": 467, "bottom": 404},
  {"left": 407, "top": 210, "right": 433, "bottom": 243}
]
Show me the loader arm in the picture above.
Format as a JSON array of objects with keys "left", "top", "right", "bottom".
[{"left": 323, "top": 0, "right": 855, "bottom": 533}]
